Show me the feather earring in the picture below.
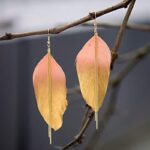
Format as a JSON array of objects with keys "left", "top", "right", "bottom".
[
  {"left": 76, "top": 13, "right": 111, "bottom": 129},
  {"left": 32, "top": 30, "right": 68, "bottom": 144}
]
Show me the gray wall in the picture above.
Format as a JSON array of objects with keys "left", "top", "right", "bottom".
[{"left": 0, "top": 27, "right": 150, "bottom": 150}]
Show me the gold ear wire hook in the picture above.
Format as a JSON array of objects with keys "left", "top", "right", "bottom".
[
  {"left": 94, "top": 12, "right": 97, "bottom": 34},
  {"left": 47, "top": 29, "right": 51, "bottom": 53}
]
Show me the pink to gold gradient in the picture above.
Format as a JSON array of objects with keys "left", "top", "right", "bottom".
[
  {"left": 33, "top": 53, "right": 67, "bottom": 131},
  {"left": 76, "top": 34, "right": 111, "bottom": 112}
]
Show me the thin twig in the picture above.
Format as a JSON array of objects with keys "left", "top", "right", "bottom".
[
  {"left": 60, "top": 109, "right": 94, "bottom": 150},
  {"left": 0, "top": 0, "right": 132, "bottom": 41},
  {"left": 118, "top": 44, "right": 150, "bottom": 62},
  {"left": 80, "top": 106, "right": 91, "bottom": 130},
  {"left": 113, "top": 0, "right": 136, "bottom": 52},
  {"left": 111, "top": 0, "right": 136, "bottom": 67},
  {"left": 111, "top": 44, "right": 150, "bottom": 86},
  {"left": 67, "top": 85, "right": 80, "bottom": 95},
  {"left": 83, "top": 22, "right": 150, "bottom": 32}
]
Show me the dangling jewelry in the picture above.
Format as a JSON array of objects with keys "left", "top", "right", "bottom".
[
  {"left": 32, "top": 29, "right": 68, "bottom": 144},
  {"left": 76, "top": 12, "right": 111, "bottom": 129}
]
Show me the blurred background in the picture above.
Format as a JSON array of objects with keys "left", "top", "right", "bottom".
[{"left": 0, "top": 0, "right": 150, "bottom": 150}]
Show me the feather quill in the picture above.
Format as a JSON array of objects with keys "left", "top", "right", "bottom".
[{"left": 33, "top": 50, "right": 67, "bottom": 143}]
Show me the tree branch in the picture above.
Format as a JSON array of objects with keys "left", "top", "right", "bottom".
[
  {"left": 0, "top": 0, "right": 132, "bottom": 41},
  {"left": 111, "top": 44, "right": 150, "bottom": 86},
  {"left": 67, "top": 85, "right": 80, "bottom": 95},
  {"left": 111, "top": 0, "right": 136, "bottom": 67},
  {"left": 59, "top": 108, "right": 94, "bottom": 150},
  {"left": 80, "top": 106, "right": 91, "bottom": 130},
  {"left": 118, "top": 44, "right": 150, "bottom": 62}
]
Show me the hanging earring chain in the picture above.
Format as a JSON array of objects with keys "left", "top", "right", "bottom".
[
  {"left": 94, "top": 12, "right": 98, "bottom": 34},
  {"left": 47, "top": 29, "right": 51, "bottom": 53}
]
